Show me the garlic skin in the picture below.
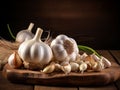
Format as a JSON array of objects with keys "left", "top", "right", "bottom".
[
  {"left": 70, "top": 62, "right": 79, "bottom": 72},
  {"left": 42, "top": 64, "right": 55, "bottom": 74},
  {"left": 16, "top": 23, "right": 34, "bottom": 43},
  {"left": 92, "top": 60, "right": 104, "bottom": 71},
  {"left": 101, "top": 56, "right": 111, "bottom": 68},
  {"left": 18, "top": 28, "right": 53, "bottom": 69},
  {"left": 61, "top": 63, "right": 71, "bottom": 74},
  {"left": 79, "top": 62, "right": 87, "bottom": 73},
  {"left": 8, "top": 52, "right": 23, "bottom": 69},
  {"left": 50, "top": 35, "right": 79, "bottom": 62}
]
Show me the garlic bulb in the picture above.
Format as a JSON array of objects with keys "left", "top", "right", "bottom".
[
  {"left": 16, "top": 23, "right": 34, "bottom": 43},
  {"left": 8, "top": 52, "right": 23, "bottom": 68},
  {"left": 18, "top": 28, "right": 53, "bottom": 69},
  {"left": 50, "top": 35, "right": 79, "bottom": 62}
]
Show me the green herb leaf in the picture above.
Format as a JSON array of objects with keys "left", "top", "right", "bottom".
[
  {"left": 7, "top": 24, "right": 16, "bottom": 40},
  {"left": 78, "top": 45, "right": 101, "bottom": 58}
]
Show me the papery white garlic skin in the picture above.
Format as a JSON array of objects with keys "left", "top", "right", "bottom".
[
  {"left": 50, "top": 34, "right": 79, "bottom": 62},
  {"left": 16, "top": 23, "right": 34, "bottom": 43},
  {"left": 80, "top": 53, "right": 88, "bottom": 60},
  {"left": 70, "top": 62, "right": 79, "bottom": 72},
  {"left": 18, "top": 28, "right": 53, "bottom": 68},
  {"left": 92, "top": 61, "right": 104, "bottom": 71},
  {"left": 79, "top": 62, "right": 87, "bottom": 73},
  {"left": 8, "top": 52, "right": 22, "bottom": 68},
  {"left": 61, "top": 63, "right": 71, "bottom": 74},
  {"left": 101, "top": 56, "right": 111, "bottom": 68},
  {"left": 91, "top": 54, "right": 100, "bottom": 62}
]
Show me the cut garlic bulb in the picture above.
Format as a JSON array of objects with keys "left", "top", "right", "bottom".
[{"left": 50, "top": 34, "right": 79, "bottom": 62}]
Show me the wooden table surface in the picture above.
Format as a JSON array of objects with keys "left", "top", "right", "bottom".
[{"left": 0, "top": 50, "right": 120, "bottom": 90}]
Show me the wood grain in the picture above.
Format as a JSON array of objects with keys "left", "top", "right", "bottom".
[
  {"left": 3, "top": 61, "right": 120, "bottom": 86},
  {"left": 0, "top": 71, "right": 33, "bottom": 90},
  {"left": 35, "top": 86, "right": 77, "bottom": 90},
  {"left": 109, "top": 50, "right": 120, "bottom": 90}
]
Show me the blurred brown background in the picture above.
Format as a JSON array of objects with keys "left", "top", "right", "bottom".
[{"left": 0, "top": 0, "right": 119, "bottom": 49}]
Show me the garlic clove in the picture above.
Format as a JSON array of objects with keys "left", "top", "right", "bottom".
[
  {"left": 84, "top": 55, "right": 96, "bottom": 66},
  {"left": 80, "top": 53, "right": 88, "bottom": 60},
  {"left": 92, "top": 61, "right": 104, "bottom": 71},
  {"left": 91, "top": 53, "right": 100, "bottom": 62},
  {"left": 61, "top": 63, "right": 71, "bottom": 74},
  {"left": 8, "top": 52, "right": 23, "bottom": 69},
  {"left": 101, "top": 56, "right": 111, "bottom": 68},
  {"left": 70, "top": 62, "right": 79, "bottom": 72},
  {"left": 42, "top": 64, "right": 55, "bottom": 74},
  {"left": 79, "top": 62, "right": 87, "bottom": 73}
]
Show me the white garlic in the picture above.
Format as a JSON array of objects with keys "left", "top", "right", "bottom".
[
  {"left": 8, "top": 52, "right": 23, "bottom": 68},
  {"left": 18, "top": 28, "right": 53, "bottom": 69},
  {"left": 16, "top": 23, "right": 34, "bottom": 43},
  {"left": 70, "top": 62, "right": 79, "bottom": 72},
  {"left": 92, "top": 60, "right": 104, "bottom": 71},
  {"left": 101, "top": 56, "right": 111, "bottom": 68},
  {"left": 80, "top": 53, "right": 88, "bottom": 60},
  {"left": 50, "top": 34, "right": 79, "bottom": 62},
  {"left": 42, "top": 64, "right": 55, "bottom": 74},
  {"left": 91, "top": 53, "right": 100, "bottom": 62},
  {"left": 79, "top": 62, "right": 87, "bottom": 73},
  {"left": 61, "top": 62, "right": 71, "bottom": 74}
]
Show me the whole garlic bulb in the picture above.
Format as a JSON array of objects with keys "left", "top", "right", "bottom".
[
  {"left": 50, "top": 35, "right": 79, "bottom": 62},
  {"left": 18, "top": 28, "right": 53, "bottom": 69},
  {"left": 8, "top": 52, "right": 23, "bottom": 69},
  {"left": 16, "top": 23, "right": 34, "bottom": 43}
]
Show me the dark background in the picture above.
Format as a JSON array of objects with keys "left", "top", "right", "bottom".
[{"left": 0, "top": 0, "right": 119, "bottom": 49}]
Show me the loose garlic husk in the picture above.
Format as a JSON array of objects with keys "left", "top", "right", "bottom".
[
  {"left": 50, "top": 34, "right": 79, "bottom": 62},
  {"left": 18, "top": 28, "right": 53, "bottom": 69},
  {"left": 8, "top": 52, "right": 23, "bottom": 69},
  {"left": 79, "top": 61, "right": 87, "bottom": 73},
  {"left": 16, "top": 23, "right": 34, "bottom": 43},
  {"left": 70, "top": 62, "right": 79, "bottom": 72}
]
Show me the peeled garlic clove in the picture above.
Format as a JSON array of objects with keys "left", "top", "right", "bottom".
[
  {"left": 70, "top": 62, "right": 79, "bottom": 72},
  {"left": 16, "top": 23, "right": 34, "bottom": 43},
  {"left": 101, "top": 56, "right": 111, "bottom": 68},
  {"left": 79, "top": 62, "right": 87, "bottom": 73},
  {"left": 8, "top": 52, "right": 23, "bottom": 69},
  {"left": 61, "top": 63, "right": 71, "bottom": 74},
  {"left": 42, "top": 64, "right": 55, "bottom": 74}
]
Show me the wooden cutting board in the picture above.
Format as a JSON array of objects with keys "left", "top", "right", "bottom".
[{"left": 2, "top": 61, "right": 120, "bottom": 86}]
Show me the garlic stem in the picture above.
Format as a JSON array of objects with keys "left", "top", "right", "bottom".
[
  {"left": 33, "top": 28, "right": 43, "bottom": 41},
  {"left": 28, "top": 23, "right": 34, "bottom": 32}
]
